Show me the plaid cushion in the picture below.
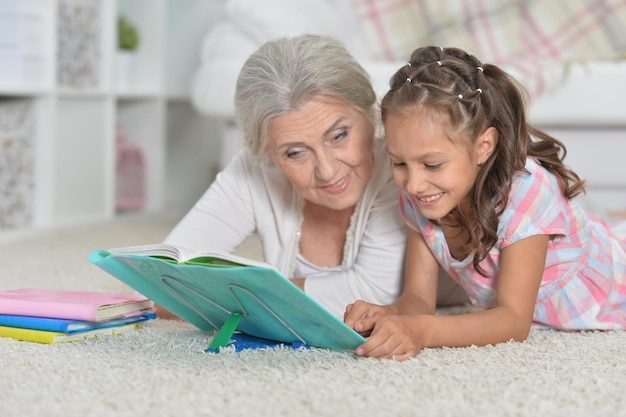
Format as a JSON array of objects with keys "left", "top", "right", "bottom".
[{"left": 353, "top": 0, "right": 626, "bottom": 94}]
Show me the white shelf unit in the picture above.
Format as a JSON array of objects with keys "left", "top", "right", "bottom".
[{"left": 0, "top": 0, "right": 221, "bottom": 233}]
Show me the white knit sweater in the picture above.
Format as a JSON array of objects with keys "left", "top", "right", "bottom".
[{"left": 163, "top": 141, "right": 407, "bottom": 318}]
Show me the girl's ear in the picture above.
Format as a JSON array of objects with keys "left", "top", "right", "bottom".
[{"left": 475, "top": 127, "right": 498, "bottom": 165}]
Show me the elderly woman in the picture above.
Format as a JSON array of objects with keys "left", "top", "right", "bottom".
[{"left": 163, "top": 34, "right": 464, "bottom": 318}]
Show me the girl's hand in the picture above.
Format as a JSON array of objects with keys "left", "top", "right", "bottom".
[
  {"left": 344, "top": 300, "right": 392, "bottom": 336},
  {"left": 355, "top": 314, "right": 427, "bottom": 361}
]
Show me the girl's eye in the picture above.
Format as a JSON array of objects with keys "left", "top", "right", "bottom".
[{"left": 391, "top": 161, "right": 406, "bottom": 168}]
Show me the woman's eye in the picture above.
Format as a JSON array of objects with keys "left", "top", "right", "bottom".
[
  {"left": 286, "top": 149, "right": 303, "bottom": 158},
  {"left": 425, "top": 163, "right": 442, "bottom": 170},
  {"left": 333, "top": 130, "right": 348, "bottom": 141}
]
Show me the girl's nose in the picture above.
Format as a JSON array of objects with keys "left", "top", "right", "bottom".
[{"left": 405, "top": 170, "right": 427, "bottom": 195}]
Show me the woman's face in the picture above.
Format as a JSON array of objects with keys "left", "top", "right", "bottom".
[{"left": 266, "top": 96, "right": 374, "bottom": 211}]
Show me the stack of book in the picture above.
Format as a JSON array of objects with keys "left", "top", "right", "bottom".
[{"left": 0, "top": 288, "right": 156, "bottom": 344}]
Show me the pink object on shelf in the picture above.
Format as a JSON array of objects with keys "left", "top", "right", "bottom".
[{"left": 115, "top": 128, "right": 145, "bottom": 211}]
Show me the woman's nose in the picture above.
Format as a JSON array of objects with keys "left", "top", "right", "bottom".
[{"left": 315, "top": 150, "right": 336, "bottom": 180}]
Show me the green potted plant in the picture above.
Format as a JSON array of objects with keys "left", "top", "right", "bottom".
[
  {"left": 118, "top": 16, "right": 140, "bottom": 51},
  {"left": 116, "top": 16, "right": 140, "bottom": 90}
]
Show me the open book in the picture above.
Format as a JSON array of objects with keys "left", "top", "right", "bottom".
[
  {"left": 104, "top": 243, "right": 272, "bottom": 268},
  {"left": 89, "top": 244, "right": 366, "bottom": 352}
]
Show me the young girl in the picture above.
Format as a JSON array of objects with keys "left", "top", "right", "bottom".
[{"left": 344, "top": 45, "right": 626, "bottom": 361}]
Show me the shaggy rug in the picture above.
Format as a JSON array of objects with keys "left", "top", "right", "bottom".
[{"left": 1, "top": 214, "right": 625, "bottom": 417}]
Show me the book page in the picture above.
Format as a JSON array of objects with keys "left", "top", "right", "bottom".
[
  {"left": 108, "top": 244, "right": 184, "bottom": 261},
  {"left": 107, "top": 244, "right": 274, "bottom": 269}
]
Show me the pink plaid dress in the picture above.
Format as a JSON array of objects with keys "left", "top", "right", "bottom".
[{"left": 400, "top": 158, "right": 626, "bottom": 330}]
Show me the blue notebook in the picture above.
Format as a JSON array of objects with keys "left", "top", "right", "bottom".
[
  {"left": 205, "top": 332, "right": 310, "bottom": 353},
  {"left": 88, "top": 248, "right": 366, "bottom": 352},
  {"left": 0, "top": 311, "right": 156, "bottom": 333}
]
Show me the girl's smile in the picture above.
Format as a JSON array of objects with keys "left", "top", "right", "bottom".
[
  {"left": 384, "top": 108, "right": 489, "bottom": 221},
  {"left": 416, "top": 192, "right": 444, "bottom": 204}
]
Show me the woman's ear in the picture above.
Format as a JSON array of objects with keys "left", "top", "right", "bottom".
[{"left": 475, "top": 127, "right": 498, "bottom": 165}]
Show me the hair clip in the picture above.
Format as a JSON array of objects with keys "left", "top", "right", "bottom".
[
  {"left": 476, "top": 88, "right": 483, "bottom": 93},
  {"left": 406, "top": 62, "right": 412, "bottom": 67},
  {"left": 477, "top": 66, "right": 484, "bottom": 72},
  {"left": 457, "top": 94, "right": 464, "bottom": 99},
  {"left": 436, "top": 60, "right": 442, "bottom": 66},
  {"left": 440, "top": 46, "right": 444, "bottom": 52},
  {"left": 406, "top": 77, "right": 412, "bottom": 83}
]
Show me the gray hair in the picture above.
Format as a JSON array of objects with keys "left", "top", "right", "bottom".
[{"left": 234, "top": 34, "right": 377, "bottom": 158}]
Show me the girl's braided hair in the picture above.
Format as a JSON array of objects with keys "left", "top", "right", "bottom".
[{"left": 381, "top": 46, "right": 585, "bottom": 276}]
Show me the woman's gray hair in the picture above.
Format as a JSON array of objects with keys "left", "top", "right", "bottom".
[{"left": 234, "top": 34, "right": 377, "bottom": 158}]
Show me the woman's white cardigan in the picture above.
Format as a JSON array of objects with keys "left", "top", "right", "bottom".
[{"left": 163, "top": 141, "right": 407, "bottom": 318}]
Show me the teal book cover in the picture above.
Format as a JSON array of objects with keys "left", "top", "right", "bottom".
[{"left": 88, "top": 249, "right": 366, "bottom": 351}]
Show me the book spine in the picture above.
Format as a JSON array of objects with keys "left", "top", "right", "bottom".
[
  {"left": 0, "top": 299, "right": 97, "bottom": 321},
  {"left": 0, "top": 325, "right": 58, "bottom": 344},
  {"left": 0, "top": 315, "right": 68, "bottom": 332}
]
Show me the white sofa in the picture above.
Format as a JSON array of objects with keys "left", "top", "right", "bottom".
[
  {"left": 527, "top": 61, "right": 626, "bottom": 213},
  {"left": 189, "top": 0, "right": 404, "bottom": 168},
  {"left": 190, "top": 0, "right": 626, "bottom": 212}
]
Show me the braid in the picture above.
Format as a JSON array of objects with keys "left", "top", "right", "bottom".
[{"left": 382, "top": 46, "right": 585, "bottom": 277}]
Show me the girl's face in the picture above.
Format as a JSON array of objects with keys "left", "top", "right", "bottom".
[
  {"left": 385, "top": 107, "right": 493, "bottom": 221},
  {"left": 266, "top": 96, "right": 374, "bottom": 211}
]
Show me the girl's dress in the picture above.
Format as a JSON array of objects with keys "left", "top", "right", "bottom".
[{"left": 400, "top": 157, "right": 626, "bottom": 330}]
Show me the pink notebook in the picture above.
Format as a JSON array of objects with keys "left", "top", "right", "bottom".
[{"left": 0, "top": 289, "right": 154, "bottom": 322}]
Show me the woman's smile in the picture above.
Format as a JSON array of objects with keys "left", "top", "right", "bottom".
[
  {"left": 266, "top": 97, "right": 374, "bottom": 211},
  {"left": 321, "top": 174, "right": 351, "bottom": 195}
]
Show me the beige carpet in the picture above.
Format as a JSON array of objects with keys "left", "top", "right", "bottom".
[{"left": 1, "top": 214, "right": 625, "bottom": 417}]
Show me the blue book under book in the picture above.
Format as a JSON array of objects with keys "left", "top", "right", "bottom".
[{"left": 0, "top": 311, "right": 156, "bottom": 333}]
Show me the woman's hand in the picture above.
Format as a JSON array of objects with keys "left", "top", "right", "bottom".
[
  {"left": 155, "top": 304, "right": 182, "bottom": 320},
  {"left": 290, "top": 278, "right": 305, "bottom": 291},
  {"left": 344, "top": 300, "right": 394, "bottom": 336}
]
